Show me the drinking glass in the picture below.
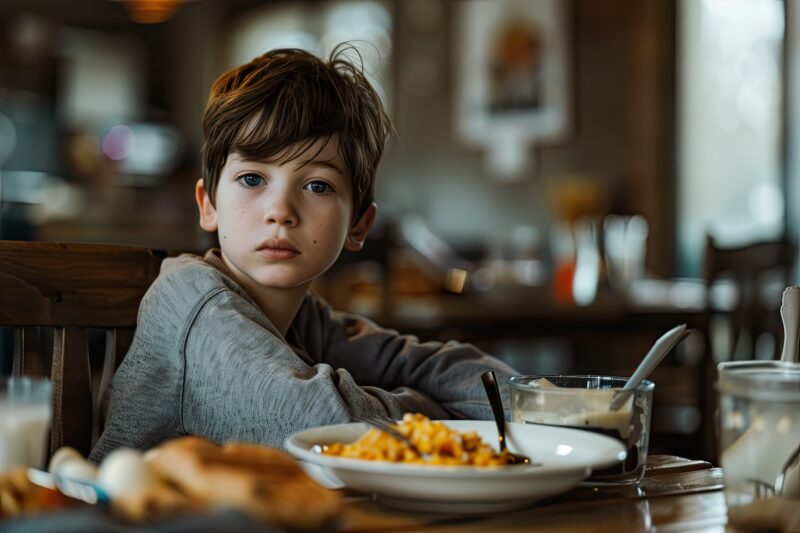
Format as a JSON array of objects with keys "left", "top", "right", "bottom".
[{"left": 0, "top": 377, "right": 52, "bottom": 471}]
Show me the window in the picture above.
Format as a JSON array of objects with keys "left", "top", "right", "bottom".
[
  {"left": 677, "top": 0, "right": 784, "bottom": 275},
  {"left": 227, "top": 1, "right": 392, "bottom": 110}
]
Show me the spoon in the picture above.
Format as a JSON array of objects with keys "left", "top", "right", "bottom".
[
  {"left": 779, "top": 286, "right": 800, "bottom": 363},
  {"left": 481, "top": 371, "right": 531, "bottom": 465},
  {"left": 609, "top": 324, "right": 692, "bottom": 411},
  {"left": 774, "top": 287, "right": 800, "bottom": 497}
]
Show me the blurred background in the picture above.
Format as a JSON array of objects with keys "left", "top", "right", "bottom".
[{"left": 1, "top": 0, "right": 799, "bottom": 460}]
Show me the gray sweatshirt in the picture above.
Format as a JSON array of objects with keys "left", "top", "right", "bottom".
[{"left": 90, "top": 250, "right": 517, "bottom": 461}]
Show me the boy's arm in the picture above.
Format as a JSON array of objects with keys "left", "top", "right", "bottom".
[
  {"left": 181, "top": 290, "right": 450, "bottom": 449},
  {"left": 310, "top": 296, "right": 519, "bottom": 421}
]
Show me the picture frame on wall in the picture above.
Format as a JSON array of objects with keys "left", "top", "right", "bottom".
[{"left": 454, "top": 0, "right": 571, "bottom": 181}]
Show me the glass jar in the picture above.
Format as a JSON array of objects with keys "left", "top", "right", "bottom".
[{"left": 716, "top": 361, "right": 800, "bottom": 506}]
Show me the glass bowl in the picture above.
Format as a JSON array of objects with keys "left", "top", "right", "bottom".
[{"left": 509, "top": 375, "right": 654, "bottom": 484}]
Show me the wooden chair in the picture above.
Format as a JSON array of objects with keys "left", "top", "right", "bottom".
[
  {"left": 700, "top": 234, "right": 797, "bottom": 461},
  {"left": 0, "top": 241, "right": 166, "bottom": 458},
  {"left": 703, "top": 234, "right": 797, "bottom": 361}
]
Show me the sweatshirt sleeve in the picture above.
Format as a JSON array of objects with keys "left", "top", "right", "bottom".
[
  {"left": 308, "top": 296, "right": 519, "bottom": 421},
  {"left": 181, "top": 289, "right": 450, "bottom": 449}
]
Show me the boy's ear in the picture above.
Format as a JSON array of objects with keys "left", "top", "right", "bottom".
[
  {"left": 195, "top": 178, "right": 218, "bottom": 232},
  {"left": 344, "top": 202, "right": 377, "bottom": 252}
]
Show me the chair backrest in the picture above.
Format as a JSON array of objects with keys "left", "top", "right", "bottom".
[
  {"left": 703, "top": 235, "right": 797, "bottom": 361},
  {"left": 0, "top": 241, "right": 165, "bottom": 457}
]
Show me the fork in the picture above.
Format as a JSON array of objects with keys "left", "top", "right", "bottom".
[
  {"left": 749, "top": 478, "right": 777, "bottom": 499},
  {"left": 774, "top": 441, "right": 800, "bottom": 496},
  {"left": 750, "top": 441, "right": 800, "bottom": 498},
  {"left": 354, "top": 413, "right": 430, "bottom": 460}
]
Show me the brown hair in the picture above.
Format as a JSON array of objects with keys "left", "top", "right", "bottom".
[{"left": 201, "top": 44, "right": 392, "bottom": 221}]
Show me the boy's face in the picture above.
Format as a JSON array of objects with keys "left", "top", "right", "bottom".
[{"left": 195, "top": 136, "right": 376, "bottom": 291}]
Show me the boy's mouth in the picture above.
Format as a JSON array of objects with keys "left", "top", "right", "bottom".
[{"left": 257, "top": 239, "right": 300, "bottom": 259}]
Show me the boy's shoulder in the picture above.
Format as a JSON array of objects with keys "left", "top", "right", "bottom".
[
  {"left": 158, "top": 252, "right": 229, "bottom": 289},
  {"left": 143, "top": 250, "right": 247, "bottom": 312}
]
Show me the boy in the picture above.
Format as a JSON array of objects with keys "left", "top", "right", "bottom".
[{"left": 91, "top": 46, "right": 517, "bottom": 461}]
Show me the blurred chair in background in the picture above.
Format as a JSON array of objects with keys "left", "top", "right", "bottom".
[
  {"left": 703, "top": 234, "right": 797, "bottom": 363},
  {"left": 0, "top": 241, "right": 165, "bottom": 457},
  {"left": 701, "top": 234, "right": 797, "bottom": 461}
]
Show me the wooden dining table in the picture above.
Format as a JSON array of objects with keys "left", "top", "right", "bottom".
[
  {"left": 334, "top": 455, "right": 727, "bottom": 532},
  {"left": 3, "top": 455, "right": 727, "bottom": 532}
]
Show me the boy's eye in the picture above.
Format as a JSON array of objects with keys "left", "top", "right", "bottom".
[
  {"left": 305, "top": 180, "right": 333, "bottom": 194},
  {"left": 237, "top": 173, "right": 263, "bottom": 188}
]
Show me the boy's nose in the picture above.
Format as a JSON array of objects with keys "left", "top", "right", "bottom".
[{"left": 263, "top": 196, "right": 298, "bottom": 227}]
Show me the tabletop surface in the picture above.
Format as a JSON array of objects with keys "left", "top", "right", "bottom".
[
  {"left": 336, "top": 455, "right": 727, "bottom": 532},
  {"left": 3, "top": 455, "right": 728, "bottom": 532}
]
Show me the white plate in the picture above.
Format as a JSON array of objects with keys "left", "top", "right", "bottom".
[{"left": 286, "top": 420, "right": 626, "bottom": 513}]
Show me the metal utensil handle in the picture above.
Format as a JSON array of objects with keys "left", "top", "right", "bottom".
[
  {"left": 609, "top": 324, "right": 690, "bottom": 411},
  {"left": 481, "top": 371, "right": 508, "bottom": 451},
  {"left": 355, "top": 414, "right": 424, "bottom": 457},
  {"left": 775, "top": 441, "right": 800, "bottom": 496},
  {"left": 625, "top": 324, "right": 688, "bottom": 392},
  {"left": 780, "top": 287, "right": 800, "bottom": 363}
]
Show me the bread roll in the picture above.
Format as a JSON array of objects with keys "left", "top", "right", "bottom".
[
  {"left": 147, "top": 437, "right": 341, "bottom": 530},
  {"left": 111, "top": 481, "right": 200, "bottom": 523},
  {"left": 0, "top": 467, "right": 71, "bottom": 518}
]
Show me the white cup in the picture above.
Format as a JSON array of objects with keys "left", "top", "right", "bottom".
[{"left": 0, "top": 377, "right": 52, "bottom": 472}]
